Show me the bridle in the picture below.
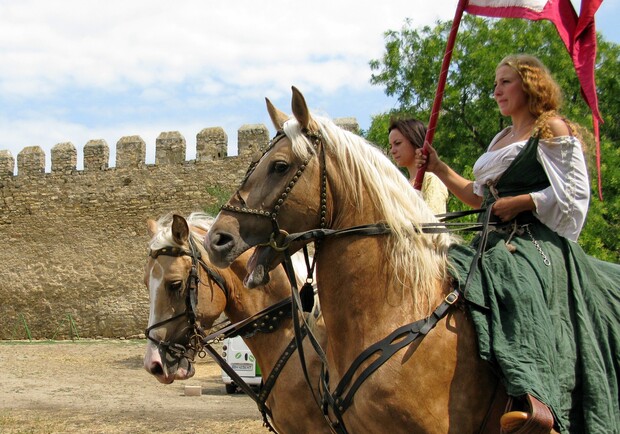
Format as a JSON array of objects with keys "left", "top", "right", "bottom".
[
  {"left": 145, "top": 235, "right": 229, "bottom": 361},
  {"left": 220, "top": 128, "right": 328, "bottom": 253}
]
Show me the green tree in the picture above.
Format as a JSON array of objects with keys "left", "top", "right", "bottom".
[{"left": 366, "top": 16, "right": 619, "bottom": 261}]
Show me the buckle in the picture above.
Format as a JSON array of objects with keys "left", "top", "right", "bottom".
[{"left": 444, "top": 291, "right": 459, "bottom": 305}]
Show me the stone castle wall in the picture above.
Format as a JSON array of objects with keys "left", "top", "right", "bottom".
[{"left": 0, "top": 118, "right": 359, "bottom": 339}]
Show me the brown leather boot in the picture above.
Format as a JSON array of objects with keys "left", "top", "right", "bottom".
[{"left": 500, "top": 394, "right": 555, "bottom": 434}]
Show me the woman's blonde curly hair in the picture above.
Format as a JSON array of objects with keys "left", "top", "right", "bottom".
[{"left": 498, "top": 54, "right": 586, "bottom": 145}]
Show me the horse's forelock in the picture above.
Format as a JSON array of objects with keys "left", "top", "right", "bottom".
[{"left": 282, "top": 118, "right": 317, "bottom": 161}]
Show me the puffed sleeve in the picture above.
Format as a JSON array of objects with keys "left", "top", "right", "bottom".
[{"left": 530, "top": 136, "right": 590, "bottom": 242}]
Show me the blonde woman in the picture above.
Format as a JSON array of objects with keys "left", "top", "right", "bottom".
[{"left": 417, "top": 54, "right": 620, "bottom": 433}]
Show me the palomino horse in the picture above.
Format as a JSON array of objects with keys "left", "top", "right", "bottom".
[
  {"left": 204, "top": 88, "right": 505, "bottom": 434},
  {"left": 143, "top": 212, "right": 331, "bottom": 434}
]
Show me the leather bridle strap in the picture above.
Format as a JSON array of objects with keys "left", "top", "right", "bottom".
[
  {"left": 198, "top": 299, "right": 309, "bottom": 434},
  {"left": 258, "top": 323, "right": 309, "bottom": 403},
  {"left": 277, "top": 217, "right": 499, "bottom": 252},
  {"left": 200, "top": 343, "right": 276, "bottom": 429},
  {"left": 322, "top": 289, "right": 460, "bottom": 423},
  {"left": 200, "top": 297, "right": 293, "bottom": 342}
]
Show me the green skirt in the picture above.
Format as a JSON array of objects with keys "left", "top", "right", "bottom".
[{"left": 448, "top": 221, "right": 620, "bottom": 433}]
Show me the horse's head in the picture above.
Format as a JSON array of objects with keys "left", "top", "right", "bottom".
[
  {"left": 206, "top": 86, "right": 446, "bottom": 291},
  {"left": 206, "top": 87, "right": 333, "bottom": 287},
  {"left": 143, "top": 213, "right": 230, "bottom": 384}
]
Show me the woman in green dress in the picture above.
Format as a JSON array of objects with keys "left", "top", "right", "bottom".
[{"left": 416, "top": 54, "right": 620, "bottom": 433}]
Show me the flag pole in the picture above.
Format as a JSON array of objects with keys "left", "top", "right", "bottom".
[{"left": 414, "top": 0, "right": 470, "bottom": 190}]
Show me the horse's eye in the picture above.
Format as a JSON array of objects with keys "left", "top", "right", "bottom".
[
  {"left": 272, "top": 161, "right": 289, "bottom": 174},
  {"left": 166, "top": 281, "right": 183, "bottom": 293}
]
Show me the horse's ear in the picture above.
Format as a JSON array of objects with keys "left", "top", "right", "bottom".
[
  {"left": 291, "top": 86, "right": 311, "bottom": 130},
  {"left": 147, "top": 219, "right": 158, "bottom": 237},
  {"left": 291, "top": 86, "right": 318, "bottom": 132},
  {"left": 171, "top": 214, "right": 189, "bottom": 245},
  {"left": 265, "top": 97, "right": 289, "bottom": 130}
]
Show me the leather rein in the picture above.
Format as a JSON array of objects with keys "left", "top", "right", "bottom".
[
  {"left": 219, "top": 128, "right": 497, "bottom": 434},
  {"left": 144, "top": 235, "right": 311, "bottom": 433}
]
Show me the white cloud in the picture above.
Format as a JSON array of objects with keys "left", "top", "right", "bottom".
[
  {"left": 0, "top": 0, "right": 459, "bottom": 171},
  {"left": 1, "top": 0, "right": 616, "bottom": 174},
  {"left": 0, "top": 0, "right": 457, "bottom": 95}
]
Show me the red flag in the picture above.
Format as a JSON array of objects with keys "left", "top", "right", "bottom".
[
  {"left": 573, "top": 0, "right": 603, "bottom": 124},
  {"left": 466, "top": 0, "right": 577, "bottom": 48},
  {"left": 573, "top": 0, "right": 603, "bottom": 198},
  {"left": 465, "top": 0, "right": 604, "bottom": 198},
  {"left": 414, "top": 0, "right": 470, "bottom": 190}
]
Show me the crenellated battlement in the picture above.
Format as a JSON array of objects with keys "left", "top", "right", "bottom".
[{"left": 0, "top": 118, "right": 359, "bottom": 178}]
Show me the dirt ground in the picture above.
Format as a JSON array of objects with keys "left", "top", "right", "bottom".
[{"left": 0, "top": 339, "right": 266, "bottom": 434}]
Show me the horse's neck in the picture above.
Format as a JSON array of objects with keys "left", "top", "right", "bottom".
[
  {"left": 315, "top": 234, "right": 446, "bottom": 370},
  {"left": 326, "top": 171, "right": 385, "bottom": 229},
  {"left": 223, "top": 281, "right": 295, "bottom": 375}
]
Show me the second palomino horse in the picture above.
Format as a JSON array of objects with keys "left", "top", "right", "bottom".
[{"left": 143, "top": 212, "right": 330, "bottom": 433}]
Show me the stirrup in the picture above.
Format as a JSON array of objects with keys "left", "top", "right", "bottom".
[{"left": 500, "top": 394, "right": 554, "bottom": 434}]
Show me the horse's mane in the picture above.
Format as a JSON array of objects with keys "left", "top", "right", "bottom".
[{"left": 283, "top": 116, "right": 455, "bottom": 315}]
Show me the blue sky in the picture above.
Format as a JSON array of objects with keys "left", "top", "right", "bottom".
[{"left": 1, "top": 0, "right": 618, "bottom": 172}]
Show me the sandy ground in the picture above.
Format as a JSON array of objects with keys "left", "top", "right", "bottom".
[{"left": 0, "top": 339, "right": 265, "bottom": 434}]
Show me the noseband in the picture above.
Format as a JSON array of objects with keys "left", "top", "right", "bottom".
[
  {"left": 220, "top": 129, "right": 328, "bottom": 251},
  {"left": 145, "top": 236, "right": 229, "bottom": 361}
]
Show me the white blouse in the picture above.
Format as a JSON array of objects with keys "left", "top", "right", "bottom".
[{"left": 472, "top": 130, "right": 590, "bottom": 242}]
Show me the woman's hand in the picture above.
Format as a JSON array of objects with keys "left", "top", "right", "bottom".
[
  {"left": 414, "top": 143, "right": 442, "bottom": 173},
  {"left": 492, "top": 195, "right": 535, "bottom": 222}
]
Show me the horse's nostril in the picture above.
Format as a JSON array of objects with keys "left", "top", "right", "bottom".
[
  {"left": 149, "top": 362, "right": 164, "bottom": 376},
  {"left": 210, "top": 231, "right": 234, "bottom": 249}
]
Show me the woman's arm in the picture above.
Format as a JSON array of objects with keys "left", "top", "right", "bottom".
[{"left": 533, "top": 135, "right": 590, "bottom": 241}]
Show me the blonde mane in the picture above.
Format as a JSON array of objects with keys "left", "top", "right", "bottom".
[{"left": 283, "top": 116, "right": 455, "bottom": 315}]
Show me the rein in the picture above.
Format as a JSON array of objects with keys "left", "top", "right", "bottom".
[
  {"left": 198, "top": 305, "right": 310, "bottom": 433},
  {"left": 196, "top": 296, "right": 315, "bottom": 432}
]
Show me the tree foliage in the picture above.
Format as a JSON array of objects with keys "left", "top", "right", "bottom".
[{"left": 366, "top": 16, "right": 619, "bottom": 261}]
